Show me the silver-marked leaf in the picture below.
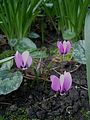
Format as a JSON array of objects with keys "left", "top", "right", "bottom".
[
  {"left": 0, "top": 70, "right": 23, "bottom": 95},
  {"left": 30, "top": 50, "right": 48, "bottom": 58},
  {"left": 63, "top": 29, "right": 76, "bottom": 40},
  {"left": 1, "top": 60, "right": 13, "bottom": 70},
  {"left": 29, "top": 32, "right": 40, "bottom": 39},
  {"left": 15, "top": 37, "right": 37, "bottom": 53},
  {"left": 72, "top": 40, "right": 86, "bottom": 64},
  {"left": 9, "top": 39, "right": 17, "bottom": 47}
]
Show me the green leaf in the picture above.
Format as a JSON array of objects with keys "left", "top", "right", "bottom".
[
  {"left": 0, "top": 116, "right": 4, "bottom": 120},
  {"left": 29, "top": 32, "right": 40, "bottom": 39},
  {"left": 72, "top": 40, "right": 86, "bottom": 64},
  {"left": 1, "top": 60, "right": 13, "bottom": 70},
  {"left": 0, "top": 50, "right": 15, "bottom": 60},
  {"left": 0, "top": 70, "right": 23, "bottom": 95},
  {"left": 85, "top": 9, "right": 90, "bottom": 103},
  {"left": 30, "top": 50, "right": 48, "bottom": 58},
  {"left": 15, "top": 37, "right": 37, "bottom": 53},
  {"left": 63, "top": 29, "right": 76, "bottom": 40},
  {"left": 9, "top": 38, "right": 17, "bottom": 47}
]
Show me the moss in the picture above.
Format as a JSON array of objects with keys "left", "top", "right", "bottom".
[
  {"left": 83, "top": 111, "right": 90, "bottom": 120},
  {"left": 3, "top": 107, "right": 29, "bottom": 120}
]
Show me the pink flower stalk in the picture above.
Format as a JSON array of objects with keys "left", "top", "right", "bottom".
[
  {"left": 57, "top": 41, "right": 71, "bottom": 55},
  {"left": 50, "top": 71, "right": 72, "bottom": 95},
  {"left": 15, "top": 51, "right": 32, "bottom": 70}
]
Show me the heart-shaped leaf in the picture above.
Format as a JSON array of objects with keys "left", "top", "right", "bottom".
[
  {"left": 1, "top": 60, "right": 13, "bottom": 70},
  {"left": 14, "top": 37, "right": 48, "bottom": 58},
  {"left": 72, "top": 40, "right": 86, "bottom": 64},
  {"left": 15, "top": 37, "right": 37, "bottom": 53},
  {"left": 63, "top": 29, "right": 76, "bottom": 40},
  {"left": 30, "top": 50, "right": 48, "bottom": 58},
  {"left": 9, "top": 39, "right": 17, "bottom": 47},
  {"left": 0, "top": 70, "right": 23, "bottom": 95}
]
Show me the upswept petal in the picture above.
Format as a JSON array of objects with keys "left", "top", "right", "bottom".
[
  {"left": 63, "top": 41, "right": 67, "bottom": 54},
  {"left": 15, "top": 51, "right": 22, "bottom": 68},
  {"left": 66, "top": 41, "right": 71, "bottom": 53},
  {"left": 57, "top": 41, "right": 64, "bottom": 54},
  {"left": 63, "top": 71, "right": 72, "bottom": 91},
  {"left": 50, "top": 75, "right": 60, "bottom": 91},
  {"left": 59, "top": 74, "right": 64, "bottom": 93},
  {"left": 27, "top": 55, "right": 32, "bottom": 67},
  {"left": 22, "top": 51, "right": 29, "bottom": 67}
]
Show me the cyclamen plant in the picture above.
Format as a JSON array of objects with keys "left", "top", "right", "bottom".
[
  {"left": 57, "top": 41, "right": 71, "bottom": 55},
  {"left": 0, "top": 50, "right": 32, "bottom": 95},
  {"left": 50, "top": 40, "right": 72, "bottom": 94},
  {"left": 15, "top": 51, "right": 32, "bottom": 70},
  {"left": 50, "top": 71, "right": 72, "bottom": 95},
  {"left": 0, "top": 41, "right": 72, "bottom": 95}
]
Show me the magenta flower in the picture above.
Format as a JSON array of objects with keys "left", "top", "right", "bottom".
[
  {"left": 57, "top": 41, "right": 71, "bottom": 55},
  {"left": 15, "top": 51, "right": 32, "bottom": 70},
  {"left": 50, "top": 71, "right": 72, "bottom": 94}
]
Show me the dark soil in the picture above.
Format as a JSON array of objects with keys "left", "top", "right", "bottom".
[{"left": 0, "top": 65, "right": 89, "bottom": 120}]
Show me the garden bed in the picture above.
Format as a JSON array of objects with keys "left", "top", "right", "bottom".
[
  {"left": 0, "top": 64, "right": 89, "bottom": 120},
  {"left": 0, "top": 1, "right": 90, "bottom": 120},
  {"left": 0, "top": 33, "right": 89, "bottom": 120}
]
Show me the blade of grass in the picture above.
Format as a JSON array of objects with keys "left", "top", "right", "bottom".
[{"left": 84, "top": 8, "right": 90, "bottom": 103}]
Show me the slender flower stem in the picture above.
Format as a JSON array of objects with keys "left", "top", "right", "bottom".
[
  {"left": 61, "top": 54, "right": 65, "bottom": 69},
  {"left": 35, "top": 93, "right": 58, "bottom": 106},
  {"left": 62, "top": 54, "right": 64, "bottom": 62},
  {"left": 52, "top": 69, "right": 61, "bottom": 75}
]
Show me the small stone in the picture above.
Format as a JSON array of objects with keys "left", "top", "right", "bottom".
[
  {"left": 36, "top": 110, "right": 46, "bottom": 119},
  {"left": 9, "top": 104, "right": 17, "bottom": 111},
  {"left": 27, "top": 106, "right": 36, "bottom": 119},
  {"left": 73, "top": 102, "right": 80, "bottom": 113},
  {"left": 80, "top": 90, "right": 87, "bottom": 99}
]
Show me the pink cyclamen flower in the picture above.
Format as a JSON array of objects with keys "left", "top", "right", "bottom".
[
  {"left": 57, "top": 41, "right": 71, "bottom": 55},
  {"left": 15, "top": 51, "right": 32, "bottom": 70},
  {"left": 50, "top": 71, "right": 72, "bottom": 95}
]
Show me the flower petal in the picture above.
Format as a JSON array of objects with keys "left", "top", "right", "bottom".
[
  {"left": 50, "top": 75, "right": 60, "bottom": 91},
  {"left": 59, "top": 74, "right": 64, "bottom": 93},
  {"left": 15, "top": 51, "right": 22, "bottom": 68},
  {"left": 63, "top": 71, "right": 72, "bottom": 91},
  {"left": 63, "top": 41, "right": 67, "bottom": 54},
  {"left": 57, "top": 41, "right": 64, "bottom": 54},
  {"left": 22, "top": 51, "right": 29, "bottom": 67},
  {"left": 66, "top": 41, "right": 71, "bottom": 53},
  {"left": 27, "top": 55, "right": 32, "bottom": 67}
]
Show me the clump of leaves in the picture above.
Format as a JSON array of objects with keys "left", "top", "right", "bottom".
[
  {"left": 44, "top": 0, "right": 89, "bottom": 40},
  {"left": 0, "top": 0, "right": 42, "bottom": 40}
]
